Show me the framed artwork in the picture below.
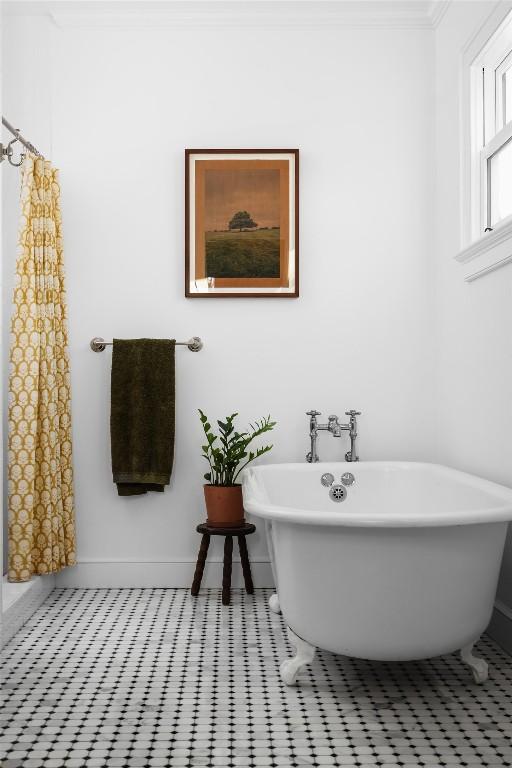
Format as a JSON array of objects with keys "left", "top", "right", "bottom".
[{"left": 185, "top": 149, "right": 299, "bottom": 297}]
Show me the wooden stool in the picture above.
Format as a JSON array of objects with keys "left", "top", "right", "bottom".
[{"left": 191, "top": 522, "right": 256, "bottom": 605}]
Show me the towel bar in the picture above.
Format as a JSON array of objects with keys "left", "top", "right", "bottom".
[{"left": 90, "top": 336, "right": 203, "bottom": 353}]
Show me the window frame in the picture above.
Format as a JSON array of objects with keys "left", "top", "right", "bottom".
[
  {"left": 457, "top": 2, "right": 512, "bottom": 281},
  {"left": 476, "top": 10, "right": 512, "bottom": 235}
]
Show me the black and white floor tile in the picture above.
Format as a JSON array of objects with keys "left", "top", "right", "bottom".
[{"left": 1, "top": 588, "right": 511, "bottom": 767}]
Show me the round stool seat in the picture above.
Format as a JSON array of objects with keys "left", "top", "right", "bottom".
[{"left": 196, "top": 522, "right": 256, "bottom": 536}]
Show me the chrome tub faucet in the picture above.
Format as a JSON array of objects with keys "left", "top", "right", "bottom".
[{"left": 306, "top": 409, "right": 361, "bottom": 463}]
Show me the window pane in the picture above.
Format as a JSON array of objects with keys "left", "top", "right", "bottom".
[
  {"left": 505, "top": 66, "right": 512, "bottom": 125},
  {"left": 490, "top": 137, "right": 512, "bottom": 225}
]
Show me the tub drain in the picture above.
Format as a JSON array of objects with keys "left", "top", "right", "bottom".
[{"left": 329, "top": 484, "right": 347, "bottom": 502}]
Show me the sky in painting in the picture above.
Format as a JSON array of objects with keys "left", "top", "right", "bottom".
[{"left": 204, "top": 168, "right": 280, "bottom": 231}]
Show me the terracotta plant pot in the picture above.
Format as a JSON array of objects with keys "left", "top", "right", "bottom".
[{"left": 203, "top": 484, "right": 245, "bottom": 528}]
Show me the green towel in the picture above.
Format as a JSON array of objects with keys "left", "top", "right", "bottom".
[{"left": 110, "top": 338, "right": 175, "bottom": 496}]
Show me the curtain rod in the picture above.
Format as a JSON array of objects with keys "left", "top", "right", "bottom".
[{"left": 1, "top": 116, "right": 43, "bottom": 163}]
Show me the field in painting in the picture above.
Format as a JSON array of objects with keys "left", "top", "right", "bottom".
[{"left": 205, "top": 228, "right": 280, "bottom": 278}]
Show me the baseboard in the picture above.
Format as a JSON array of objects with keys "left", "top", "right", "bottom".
[
  {"left": 487, "top": 600, "right": 512, "bottom": 656},
  {"left": 54, "top": 559, "right": 275, "bottom": 588},
  {"left": 2, "top": 574, "right": 55, "bottom": 647}
]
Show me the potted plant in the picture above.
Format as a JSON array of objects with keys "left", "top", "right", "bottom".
[{"left": 199, "top": 409, "right": 276, "bottom": 527}]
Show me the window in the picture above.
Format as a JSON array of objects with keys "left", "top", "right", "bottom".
[
  {"left": 473, "top": 10, "right": 512, "bottom": 237},
  {"left": 457, "top": 7, "right": 512, "bottom": 280}
]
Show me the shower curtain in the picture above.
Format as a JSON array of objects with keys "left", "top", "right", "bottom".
[{"left": 8, "top": 156, "right": 76, "bottom": 582}]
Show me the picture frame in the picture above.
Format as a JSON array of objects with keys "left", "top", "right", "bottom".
[{"left": 185, "top": 149, "right": 299, "bottom": 298}]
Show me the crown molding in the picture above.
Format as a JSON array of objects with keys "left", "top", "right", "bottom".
[
  {"left": 3, "top": 1, "right": 447, "bottom": 31},
  {"left": 428, "top": 0, "right": 450, "bottom": 29}
]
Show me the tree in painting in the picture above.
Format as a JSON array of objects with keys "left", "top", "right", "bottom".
[{"left": 228, "top": 211, "right": 258, "bottom": 232}]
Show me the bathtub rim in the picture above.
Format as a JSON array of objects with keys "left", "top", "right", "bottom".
[{"left": 242, "top": 461, "right": 512, "bottom": 528}]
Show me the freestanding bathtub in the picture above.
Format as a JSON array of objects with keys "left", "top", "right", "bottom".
[{"left": 242, "top": 462, "right": 512, "bottom": 685}]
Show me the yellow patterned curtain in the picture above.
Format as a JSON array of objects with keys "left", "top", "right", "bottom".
[{"left": 8, "top": 156, "right": 76, "bottom": 582}]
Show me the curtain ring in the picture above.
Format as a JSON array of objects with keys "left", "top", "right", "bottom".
[{"left": 6, "top": 137, "right": 25, "bottom": 167}]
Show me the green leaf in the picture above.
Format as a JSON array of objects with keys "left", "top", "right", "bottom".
[{"left": 199, "top": 411, "right": 276, "bottom": 485}]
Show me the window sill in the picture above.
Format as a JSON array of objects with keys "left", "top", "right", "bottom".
[{"left": 455, "top": 218, "right": 512, "bottom": 282}]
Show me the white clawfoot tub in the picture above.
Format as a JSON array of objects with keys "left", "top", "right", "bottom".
[{"left": 242, "top": 462, "right": 512, "bottom": 685}]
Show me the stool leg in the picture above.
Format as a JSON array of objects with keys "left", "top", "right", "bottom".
[
  {"left": 238, "top": 535, "right": 254, "bottom": 594},
  {"left": 222, "top": 535, "right": 233, "bottom": 605},
  {"left": 191, "top": 534, "right": 210, "bottom": 596}
]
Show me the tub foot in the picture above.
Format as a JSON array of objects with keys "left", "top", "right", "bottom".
[
  {"left": 269, "top": 593, "right": 281, "bottom": 614},
  {"left": 280, "top": 627, "right": 316, "bottom": 686},
  {"left": 460, "top": 642, "right": 488, "bottom": 684}
]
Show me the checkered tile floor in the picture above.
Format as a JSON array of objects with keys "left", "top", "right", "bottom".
[{"left": 1, "top": 588, "right": 511, "bottom": 767}]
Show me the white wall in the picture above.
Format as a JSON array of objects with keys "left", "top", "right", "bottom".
[
  {"left": 434, "top": 1, "right": 512, "bottom": 617},
  {"left": 3, "top": 10, "right": 435, "bottom": 586}
]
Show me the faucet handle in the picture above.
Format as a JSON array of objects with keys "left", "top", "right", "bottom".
[
  {"left": 306, "top": 410, "right": 321, "bottom": 416},
  {"left": 345, "top": 410, "right": 361, "bottom": 417}
]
